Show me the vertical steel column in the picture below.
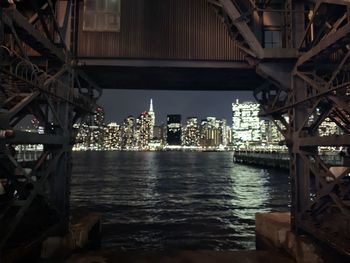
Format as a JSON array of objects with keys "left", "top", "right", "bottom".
[
  {"left": 290, "top": 1, "right": 306, "bottom": 233},
  {"left": 50, "top": 100, "right": 72, "bottom": 231},
  {"left": 290, "top": 75, "right": 310, "bottom": 232}
]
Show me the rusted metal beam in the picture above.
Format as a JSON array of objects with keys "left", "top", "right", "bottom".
[
  {"left": 218, "top": 0, "right": 264, "bottom": 58},
  {"left": 299, "top": 134, "right": 350, "bottom": 147},
  {"left": 28, "top": 3, "right": 49, "bottom": 24},
  {"left": 2, "top": 8, "right": 66, "bottom": 61},
  {"left": 297, "top": 21, "right": 350, "bottom": 67},
  {"left": 78, "top": 58, "right": 252, "bottom": 69}
]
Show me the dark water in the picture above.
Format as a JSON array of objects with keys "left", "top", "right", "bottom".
[{"left": 71, "top": 151, "right": 290, "bottom": 251}]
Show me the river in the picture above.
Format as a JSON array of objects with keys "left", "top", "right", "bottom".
[{"left": 71, "top": 151, "right": 290, "bottom": 250}]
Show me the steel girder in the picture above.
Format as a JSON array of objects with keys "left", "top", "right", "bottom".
[
  {"left": 0, "top": 0, "right": 99, "bottom": 259},
  {"left": 212, "top": 0, "right": 350, "bottom": 256}
]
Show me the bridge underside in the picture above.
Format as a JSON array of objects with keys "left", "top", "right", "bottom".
[{"left": 80, "top": 60, "right": 262, "bottom": 90}]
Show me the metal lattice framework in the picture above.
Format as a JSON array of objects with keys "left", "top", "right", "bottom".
[
  {"left": 291, "top": 1, "right": 350, "bottom": 254},
  {"left": 0, "top": 0, "right": 100, "bottom": 258},
  {"left": 209, "top": 0, "right": 350, "bottom": 256}
]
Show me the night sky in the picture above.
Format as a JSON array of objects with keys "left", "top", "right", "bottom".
[{"left": 100, "top": 90, "right": 254, "bottom": 126}]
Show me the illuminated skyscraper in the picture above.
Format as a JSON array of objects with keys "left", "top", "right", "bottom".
[
  {"left": 93, "top": 106, "right": 105, "bottom": 126},
  {"left": 73, "top": 123, "right": 90, "bottom": 150},
  {"left": 104, "top": 122, "right": 121, "bottom": 150},
  {"left": 183, "top": 117, "right": 200, "bottom": 147},
  {"left": 226, "top": 126, "right": 233, "bottom": 145},
  {"left": 149, "top": 99, "right": 155, "bottom": 139},
  {"left": 90, "top": 125, "right": 105, "bottom": 150},
  {"left": 265, "top": 120, "right": 283, "bottom": 145},
  {"left": 72, "top": 107, "right": 106, "bottom": 151},
  {"left": 200, "top": 117, "right": 222, "bottom": 147},
  {"left": 122, "top": 116, "right": 136, "bottom": 149},
  {"left": 220, "top": 119, "right": 227, "bottom": 147},
  {"left": 232, "top": 100, "right": 264, "bottom": 147},
  {"left": 319, "top": 117, "right": 340, "bottom": 137},
  {"left": 166, "top": 115, "right": 182, "bottom": 146},
  {"left": 136, "top": 111, "right": 152, "bottom": 149}
]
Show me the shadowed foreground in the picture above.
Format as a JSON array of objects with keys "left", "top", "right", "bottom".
[{"left": 66, "top": 250, "right": 295, "bottom": 263}]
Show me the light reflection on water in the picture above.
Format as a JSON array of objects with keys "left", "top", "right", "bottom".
[{"left": 71, "top": 151, "right": 289, "bottom": 250}]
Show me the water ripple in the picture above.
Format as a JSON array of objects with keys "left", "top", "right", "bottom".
[{"left": 71, "top": 151, "right": 289, "bottom": 250}]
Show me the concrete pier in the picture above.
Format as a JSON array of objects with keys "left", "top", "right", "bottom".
[
  {"left": 2, "top": 211, "right": 102, "bottom": 262},
  {"left": 233, "top": 151, "right": 343, "bottom": 170},
  {"left": 63, "top": 212, "right": 348, "bottom": 262},
  {"left": 255, "top": 212, "right": 349, "bottom": 263},
  {"left": 41, "top": 212, "right": 102, "bottom": 259},
  {"left": 7, "top": 211, "right": 350, "bottom": 262}
]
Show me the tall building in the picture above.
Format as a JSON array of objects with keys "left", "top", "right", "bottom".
[
  {"left": 136, "top": 111, "right": 152, "bottom": 149},
  {"left": 220, "top": 119, "right": 228, "bottom": 147},
  {"left": 319, "top": 117, "right": 340, "bottom": 137},
  {"left": 183, "top": 117, "right": 200, "bottom": 147},
  {"left": 232, "top": 100, "right": 264, "bottom": 147},
  {"left": 200, "top": 117, "right": 223, "bottom": 148},
  {"left": 148, "top": 99, "right": 155, "bottom": 139},
  {"left": 73, "top": 123, "right": 89, "bottom": 151},
  {"left": 226, "top": 126, "right": 233, "bottom": 146},
  {"left": 122, "top": 116, "right": 136, "bottom": 149},
  {"left": 93, "top": 106, "right": 105, "bottom": 126},
  {"left": 104, "top": 122, "right": 121, "bottom": 150},
  {"left": 166, "top": 115, "right": 182, "bottom": 146},
  {"left": 265, "top": 120, "right": 284, "bottom": 145},
  {"left": 74, "top": 107, "right": 106, "bottom": 150}
]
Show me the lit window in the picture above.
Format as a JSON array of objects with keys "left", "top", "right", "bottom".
[
  {"left": 83, "top": 0, "right": 121, "bottom": 32},
  {"left": 264, "top": 30, "right": 281, "bottom": 48}
]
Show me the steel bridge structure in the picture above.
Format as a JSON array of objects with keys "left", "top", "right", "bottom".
[{"left": 0, "top": 0, "right": 350, "bottom": 260}]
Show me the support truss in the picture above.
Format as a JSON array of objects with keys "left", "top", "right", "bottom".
[
  {"left": 211, "top": 0, "right": 350, "bottom": 256},
  {"left": 291, "top": 1, "right": 350, "bottom": 254},
  {"left": 0, "top": 0, "right": 100, "bottom": 259},
  {"left": 256, "top": 0, "right": 350, "bottom": 255}
]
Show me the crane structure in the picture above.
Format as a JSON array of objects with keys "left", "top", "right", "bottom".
[{"left": 0, "top": 0, "right": 349, "bottom": 259}]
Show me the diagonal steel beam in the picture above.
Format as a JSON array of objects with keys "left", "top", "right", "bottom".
[
  {"left": 297, "top": 21, "right": 350, "bottom": 67},
  {"left": 28, "top": 3, "right": 49, "bottom": 24},
  {"left": 8, "top": 91, "right": 40, "bottom": 119},
  {"left": 218, "top": 0, "right": 264, "bottom": 58},
  {"left": 0, "top": 150, "right": 62, "bottom": 249},
  {"left": 2, "top": 8, "right": 65, "bottom": 62}
]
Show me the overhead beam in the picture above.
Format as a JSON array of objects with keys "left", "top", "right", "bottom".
[{"left": 78, "top": 58, "right": 252, "bottom": 69}]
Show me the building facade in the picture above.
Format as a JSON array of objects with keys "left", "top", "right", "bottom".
[
  {"left": 183, "top": 117, "right": 200, "bottom": 147},
  {"left": 136, "top": 112, "right": 152, "bottom": 149},
  {"left": 122, "top": 116, "right": 136, "bottom": 149},
  {"left": 166, "top": 115, "right": 182, "bottom": 146},
  {"left": 232, "top": 100, "right": 264, "bottom": 148}
]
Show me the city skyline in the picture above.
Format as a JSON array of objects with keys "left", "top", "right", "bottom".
[
  {"left": 100, "top": 90, "right": 254, "bottom": 125},
  {"left": 73, "top": 100, "right": 285, "bottom": 152}
]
